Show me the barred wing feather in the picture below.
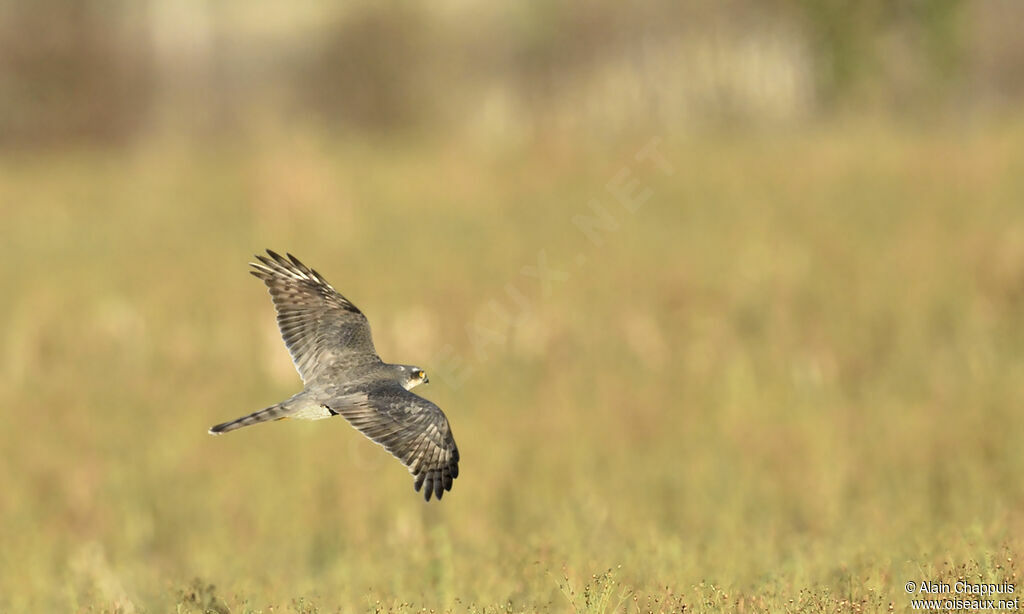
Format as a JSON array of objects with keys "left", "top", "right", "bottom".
[{"left": 250, "top": 250, "right": 379, "bottom": 383}]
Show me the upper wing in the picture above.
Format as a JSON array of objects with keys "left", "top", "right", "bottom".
[
  {"left": 330, "top": 382, "right": 460, "bottom": 501},
  {"left": 250, "top": 250, "right": 379, "bottom": 383}
]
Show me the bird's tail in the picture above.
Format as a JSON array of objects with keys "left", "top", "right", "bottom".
[{"left": 208, "top": 402, "right": 292, "bottom": 435}]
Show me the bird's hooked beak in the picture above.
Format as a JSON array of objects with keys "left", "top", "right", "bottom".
[{"left": 423, "top": 374, "right": 430, "bottom": 384}]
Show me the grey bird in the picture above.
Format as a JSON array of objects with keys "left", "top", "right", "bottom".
[{"left": 209, "top": 249, "right": 459, "bottom": 501}]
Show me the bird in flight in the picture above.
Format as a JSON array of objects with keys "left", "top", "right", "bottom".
[{"left": 209, "top": 250, "right": 459, "bottom": 501}]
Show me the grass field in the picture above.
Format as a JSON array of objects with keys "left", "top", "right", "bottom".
[{"left": 2, "top": 117, "right": 1024, "bottom": 612}]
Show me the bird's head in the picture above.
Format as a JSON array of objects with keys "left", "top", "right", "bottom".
[{"left": 394, "top": 364, "right": 429, "bottom": 390}]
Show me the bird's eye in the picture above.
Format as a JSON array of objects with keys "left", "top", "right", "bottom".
[{"left": 417, "top": 371, "right": 426, "bottom": 379}]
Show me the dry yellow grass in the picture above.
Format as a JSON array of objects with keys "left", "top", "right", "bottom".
[{"left": 1, "top": 117, "right": 1023, "bottom": 612}]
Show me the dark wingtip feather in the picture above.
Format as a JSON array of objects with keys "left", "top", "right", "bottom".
[
  {"left": 268, "top": 250, "right": 295, "bottom": 270},
  {"left": 414, "top": 462, "right": 459, "bottom": 501},
  {"left": 252, "top": 254, "right": 276, "bottom": 271},
  {"left": 208, "top": 421, "right": 232, "bottom": 435},
  {"left": 286, "top": 252, "right": 307, "bottom": 271}
]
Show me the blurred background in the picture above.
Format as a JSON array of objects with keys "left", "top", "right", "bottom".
[
  {"left": 2, "top": 0, "right": 1024, "bottom": 146},
  {"left": 2, "top": 1, "right": 1024, "bottom": 612}
]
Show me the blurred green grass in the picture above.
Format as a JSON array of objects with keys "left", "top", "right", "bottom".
[{"left": 2, "top": 118, "right": 1024, "bottom": 612}]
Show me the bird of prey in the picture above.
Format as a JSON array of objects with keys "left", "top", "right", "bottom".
[{"left": 209, "top": 250, "right": 459, "bottom": 501}]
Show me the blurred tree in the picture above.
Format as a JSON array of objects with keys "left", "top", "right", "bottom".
[
  {"left": 291, "top": 3, "right": 442, "bottom": 133},
  {"left": 1, "top": 0, "right": 1019, "bottom": 149},
  {"left": 790, "top": 0, "right": 967, "bottom": 108},
  {"left": 0, "top": 0, "right": 153, "bottom": 147}
]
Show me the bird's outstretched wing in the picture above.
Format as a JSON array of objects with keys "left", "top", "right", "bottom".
[
  {"left": 250, "top": 249, "right": 379, "bottom": 383},
  {"left": 330, "top": 382, "right": 460, "bottom": 501}
]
